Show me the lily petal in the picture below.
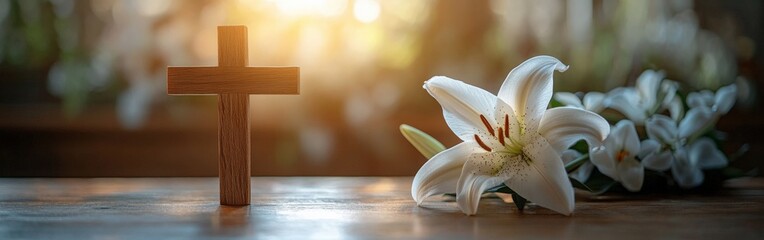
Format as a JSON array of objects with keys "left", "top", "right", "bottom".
[
  {"left": 640, "top": 139, "right": 673, "bottom": 171},
  {"left": 666, "top": 96, "right": 685, "bottom": 122},
  {"left": 714, "top": 84, "right": 737, "bottom": 114},
  {"left": 678, "top": 107, "right": 713, "bottom": 139},
  {"left": 590, "top": 144, "right": 617, "bottom": 180},
  {"left": 606, "top": 88, "right": 647, "bottom": 124},
  {"left": 412, "top": 142, "right": 475, "bottom": 204},
  {"left": 572, "top": 162, "right": 594, "bottom": 183},
  {"left": 636, "top": 70, "right": 663, "bottom": 109},
  {"left": 661, "top": 80, "right": 679, "bottom": 109},
  {"left": 554, "top": 92, "right": 584, "bottom": 108},
  {"left": 645, "top": 114, "right": 677, "bottom": 144},
  {"left": 583, "top": 92, "right": 606, "bottom": 113},
  {"left": 561, "top": 149, "right": 582, "bottom": 163},
  {"left": 671, "top": 148, "right": 704, "bottom": 188},
  {"left": 497, "top": 56, "right": 568, "bottom": 132},
  {"left": 616, "top": 120, "right": 640, "bottom": 155},
  {"left": 687, "top": 90, "right": 714, "bottom": 109},
  {"left": 538, "top": 107, "right": 610, "bottom": 153},
  {"left": 689, "top": 138, "right": 727, "bottom": 169},
  {"left": 638, "top": 139, "right": 661, "bottom": 159},
  {"left": 561, "top": 150, "right": 593, "bottom": 182},
  {"left": 424, "top": 76, "right": 498, "bottom": 141},
  {"left": 504, "top": 136, "right": 574, "bottom": 215},
  {"left": 456, "top": 152, "right": 512, "bottom": 215},
  {"left": 617, "top": 158, "right": 644, "bottom": 192}
]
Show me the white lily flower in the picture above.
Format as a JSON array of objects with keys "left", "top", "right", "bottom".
[
  {"left": 641, "top": 114, "right": 701, "bottom": 171},
  {"left": 605, "top": 70, "right": 682, "bottom": 123},
  {"left": 685, "top": 84, "right": 738, "bottom": 134},
  {"left": 554, "top": 92, "right": 607, "bottom": 113},
  {"left": 687, "top": 84, "right": 737, "bottom": 115},
  {"left": 605, "top": 70, "right": 662, "bottom": 123},
  {"left": 412, "top": 56, "right": 610, "bottom": 215},
  {"left": 590, "top": 120, "right": 644, "bottom": 192},
  {"left": 671, "top": 138, "right": 728, "bottom": 188},
  {"left": 642, "top": 114, "right": 727, "bottom": 188},
  {"left": 561, "top": 149, "right": 594, "bottom": 183}
]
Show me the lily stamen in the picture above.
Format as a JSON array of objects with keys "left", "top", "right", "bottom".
[
  {"left": 474, "top": 134, "right": 492, "bottom": 152},
  {"left": 504, "top": 114, "right": 509, "bottom": 137},
  {"left": 616, "top": 150, "right": 629, "bottom": 162},
  {"left": 479, "top": 115, "right": 495, "bottom": 136},
  {"left": 498, "top": 127, "right": 506, "bottom": 145}
]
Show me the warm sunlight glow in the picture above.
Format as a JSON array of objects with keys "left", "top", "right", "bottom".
[
  {"left": 269, "top": 0, "right": 347, "bottom": 17},
  {"left": 353, "top": 0, "right": 380, "bottom": 23}
]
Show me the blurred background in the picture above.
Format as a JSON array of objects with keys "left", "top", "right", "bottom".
[{"left": 0, "top": 0, "right": 761, "bottom": 177}]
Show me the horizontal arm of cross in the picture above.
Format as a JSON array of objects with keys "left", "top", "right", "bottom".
[{"left": 167, "top": 67, "right": 299, "bottom": 95}]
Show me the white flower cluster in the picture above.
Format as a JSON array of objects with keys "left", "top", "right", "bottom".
[
  {"left": 555, "top": 70, "right": 737, "bottom": 190},
  {"left": 404, "top": 59, "right": 738, "bottom": 216}
]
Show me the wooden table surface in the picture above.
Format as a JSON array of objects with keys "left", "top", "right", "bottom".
[{"left": 1, "top": 177, "right": 763, "bottom": 239}]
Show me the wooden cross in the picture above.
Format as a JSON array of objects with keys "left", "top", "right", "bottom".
[{"left": 167, "top": 26, "right": 299, "bottom": 205}]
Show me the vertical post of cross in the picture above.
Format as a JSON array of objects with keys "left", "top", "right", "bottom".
[{"left": 217, "top": 26, "right": 250, "bottom": 205}]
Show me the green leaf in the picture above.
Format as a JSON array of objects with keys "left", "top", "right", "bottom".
[
  {"left": 486, "top": 184, "right": 528, "bottom": 211},
  {"left": 564, "top": 153, "right": 590, "bottom": 173},
  {"left": 590, "top": 181, "right": 617, "bottom": 195},
  {"left": 569, "top": 177, "right": 593, "bottom": 191},
  {"left": 584, "top": 169, "right": 618, "bottom": 195},
  {"left": 570, "top": 140, "right": 590, "bottom": 153},
  {"left": 486, "top": 184, "right": 515, "bottom": 194},
  {"left": 549, "top": 98, "right": 564, "bottom": 108},
  {"left": 399, "top": 124, "right": 447, "bottom": 159},
  {"left": 512, "top": 193, "right": 527, "bottom": 211},
  {"left": 494, "top": 186, "right": 516, "bottom": 194}
]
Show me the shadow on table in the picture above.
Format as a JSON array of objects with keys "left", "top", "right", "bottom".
[{"left": 205, "top": 206, "right": 252, "bottom": 236}]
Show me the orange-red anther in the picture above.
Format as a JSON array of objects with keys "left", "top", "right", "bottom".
[
  {"left": 479, "top": 115, "right": 495, "bottom": 136},
  {"left": 474, "top": 134, "right": 492, "bottom": 152}
]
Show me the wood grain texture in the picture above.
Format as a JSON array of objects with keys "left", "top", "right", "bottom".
[
  {"left": 218, "top": 94, "right": 251, "bottom": 205},
  {"left": 166, "top": 67, "right": 299, "bottom": 94},
  {"left": 0, "top": 177, "right": 762, "bottom": 239},
  {"left": 218, "top": 26, "right": 248, "bottom": 67}
]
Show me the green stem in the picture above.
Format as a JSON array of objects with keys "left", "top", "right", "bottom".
[{"left": 565, "top": 152, "right": 590, "bottom": 173}]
